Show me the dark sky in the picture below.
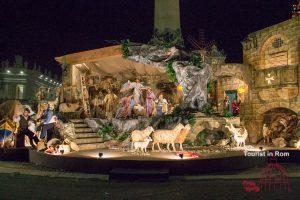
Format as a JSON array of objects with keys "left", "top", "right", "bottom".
[{"left": 0, "top": 0, "right": 295, "bottom": 78}]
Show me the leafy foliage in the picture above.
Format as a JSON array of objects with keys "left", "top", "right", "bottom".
[
  {"left": 97, "top": 124, "right": 114, "bottom": 140},
  {"left": 188, "top": 53, "right": 202, "bottom": 68},
  {"left": 207, "top": 81, "right": 212, "bottom": 93},
  {"left": 201, "top": 104, "right": 215, "bottom": 116},
  {"left": 195, "top": 130, "right": 207, "bottom": 146},
  {"left": 166, "top": 60, "right": 177, "bottom": 82},
  {"left": 121, "top": 39, "right": 130, "bottom": 58},
  {"left": 117, "top": 133, "right": 130, "bottom": 142},
  {"left": 225, "top": 112, "right": 234, "bottom": 118},
  {"left": 183, "top": 140, "right": 194, "bottom": 147},
  {"left": 161, "top": 106, "right": 196, "bottom": 127},
  {"left": 149, "top": 28, "right": 184, "bottom": 49}
]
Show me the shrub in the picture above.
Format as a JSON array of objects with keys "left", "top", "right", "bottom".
[
  {"left": 97, "top": 124, "right": 113, "bottom": 140},
  {"left": 201, "top": 104, "right": 215, "bottom": 116},
  {"left": 121, "top": 39, "right": 130, "bottom": 58}
]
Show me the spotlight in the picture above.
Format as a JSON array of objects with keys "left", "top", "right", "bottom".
[
  {"left": 6, "top": 70, "right": 11, "bottom": 73},
  {"left": 45, "top": 77, "right": 48, "bottom": 80},
  {"left": 259, "top": 147, "right": 263, "bottom": 151},
  {"left": 98, "top": 152, "right": 103, "bottom": 158},
  {"left": 60, "top": 149, "right": 64, "bottom": 155},
  {"left": 20, "top": 71, "right": 24, "bottom": 74},
  {"left": 178, "top": 153, "right": 184, "bottom": 159}
]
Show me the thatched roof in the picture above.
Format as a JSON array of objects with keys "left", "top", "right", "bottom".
[{"left": 55, "top": 45, "right": 168, "bottom": 80}]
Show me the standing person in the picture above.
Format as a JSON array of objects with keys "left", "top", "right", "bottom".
[
  {"left": 40, "top": 103, "right": 55, "bottom": 143},
  {"left": 223, "top": 96, "right": 231, "bottom": 116},
  {"left": 155, "top": 94, "right": 168, "bottom": 117},
  {"left": 145, "top": 88, "right": 155, "bottom": 117},
  {"left": 103, "top": 89, "right": 118, "bottom": 120},
  {"left": 232, "top": 100, "right": 240, "bottom": 116},
  {"left": 15, "top": 108, "right": 39, "bottom": 148},
  {"left": 131, "top": 79, "right": 145, "bottom": 105}
]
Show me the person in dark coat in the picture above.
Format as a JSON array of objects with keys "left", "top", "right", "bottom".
[{"left": 16, "top": 108, "right": 39, "bottom": 148}]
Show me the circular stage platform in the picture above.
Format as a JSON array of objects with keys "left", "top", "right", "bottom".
[{"left": 29, "top": 149, "right": 268, "bottom": 175}]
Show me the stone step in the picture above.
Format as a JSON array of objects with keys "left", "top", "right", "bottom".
[
  {"left": 75, "top": 128, "right": 93, "bottom": 133},
  {"left": 78, "top": 142, "right": 106, "bottom": 150},
  {"left": 76, "top": 137, "right": 104, "bottom": 144},
  {"left": 74, "top": 123, "right": 89, "bottom": 128},
  {"left": 76, "top": 132, "right": 99, "bottom": 139},
  {"left": 70, "top": 119, "right": 84, "bottom": 123}
]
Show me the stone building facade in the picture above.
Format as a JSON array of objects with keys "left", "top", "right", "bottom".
[
  {"left": 241, "top": 15, "right": 300, "bottom": 142},
  {"left": 0, "top": 67, "right": 61, "bottom": 102},
  {"left": 212, "top": 16, "right": 299, "bottom": 143}
]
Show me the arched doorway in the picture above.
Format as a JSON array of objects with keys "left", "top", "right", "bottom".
[{"left": 263, "top": 107, "right": 298, "bottom": 140}]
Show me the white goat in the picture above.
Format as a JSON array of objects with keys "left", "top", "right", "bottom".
[{"left": 225, "top": 123, "right": 248, "bottom": 147}]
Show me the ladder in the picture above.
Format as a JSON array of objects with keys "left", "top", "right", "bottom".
[{"left": 80, "top": 75, "right": 91, "bottom": 116}]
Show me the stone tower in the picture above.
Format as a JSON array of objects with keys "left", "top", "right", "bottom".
[{"left": 154, "top": 0, "right": 181, "bottom": 32}]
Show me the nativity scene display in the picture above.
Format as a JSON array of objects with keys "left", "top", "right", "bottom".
[{"left": 0, "top": 1, "right": 300, "bottom": 158}]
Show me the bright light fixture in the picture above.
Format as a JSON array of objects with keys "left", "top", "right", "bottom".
[
  {"left": 20, "top": 71, "right": 24, "bottom": 74},
  {"left": 177, "top": 85, "right": 183, "bottom": 92},
  {"left": 6, "top": 70, "right": 11, "bottom": 73},
  {"left": 45, "top": 77, "right": 48, "bottom": 80}
]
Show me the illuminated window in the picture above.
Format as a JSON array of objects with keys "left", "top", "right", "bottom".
[{"left": 272, "top": 38, "right": 283, "bottom": 48}]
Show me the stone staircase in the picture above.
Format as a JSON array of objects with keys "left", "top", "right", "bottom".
[{"left": 70, "top": 119, "right": 105, "bottom": 150}]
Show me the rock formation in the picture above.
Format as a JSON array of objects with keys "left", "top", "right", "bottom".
[{"left": 173, "top": 62, "right": 212, "bottom": 110}]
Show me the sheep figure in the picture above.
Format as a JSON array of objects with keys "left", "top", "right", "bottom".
[
  {"left": 133, "top": 136, "right": 152, "bottom": 155},
  {"left": 168, "top": 124, "right": 191, "bottom": 151},
  {"left": 131, "top": 126, "right": 154, "bottom": 149},
  {"left": 152, "top": 123, "right": 185, "bottom": 152}
]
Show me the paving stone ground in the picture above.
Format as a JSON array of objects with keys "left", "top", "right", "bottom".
[{"left": 0, "top": 161, "right": 299, "bottom": 200}]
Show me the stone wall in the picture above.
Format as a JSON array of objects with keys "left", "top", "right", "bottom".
[
  {"left": 187, "top": 114, "right": 241, "bottom": 142},
  {"left": 241, "top": 16, "right": 300, "bottom": 143}
]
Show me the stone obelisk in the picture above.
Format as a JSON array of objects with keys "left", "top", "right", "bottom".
[{"left": 154, "top": 0, "right": 181, "bottom": 32}]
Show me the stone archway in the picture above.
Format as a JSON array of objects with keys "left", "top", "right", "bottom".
[
  {"left": 212, "top": 64, "right": 251, "bottom": 114},
  {"left": 212, "top": 63, "right": 251, "bottom": 86},
  {"left": 263, "top": 107, "right": 298, "bottom": 141}
]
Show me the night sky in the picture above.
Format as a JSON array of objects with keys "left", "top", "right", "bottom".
[{"left": 0, "top": 0, "right": 295, "bottom": 78}]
